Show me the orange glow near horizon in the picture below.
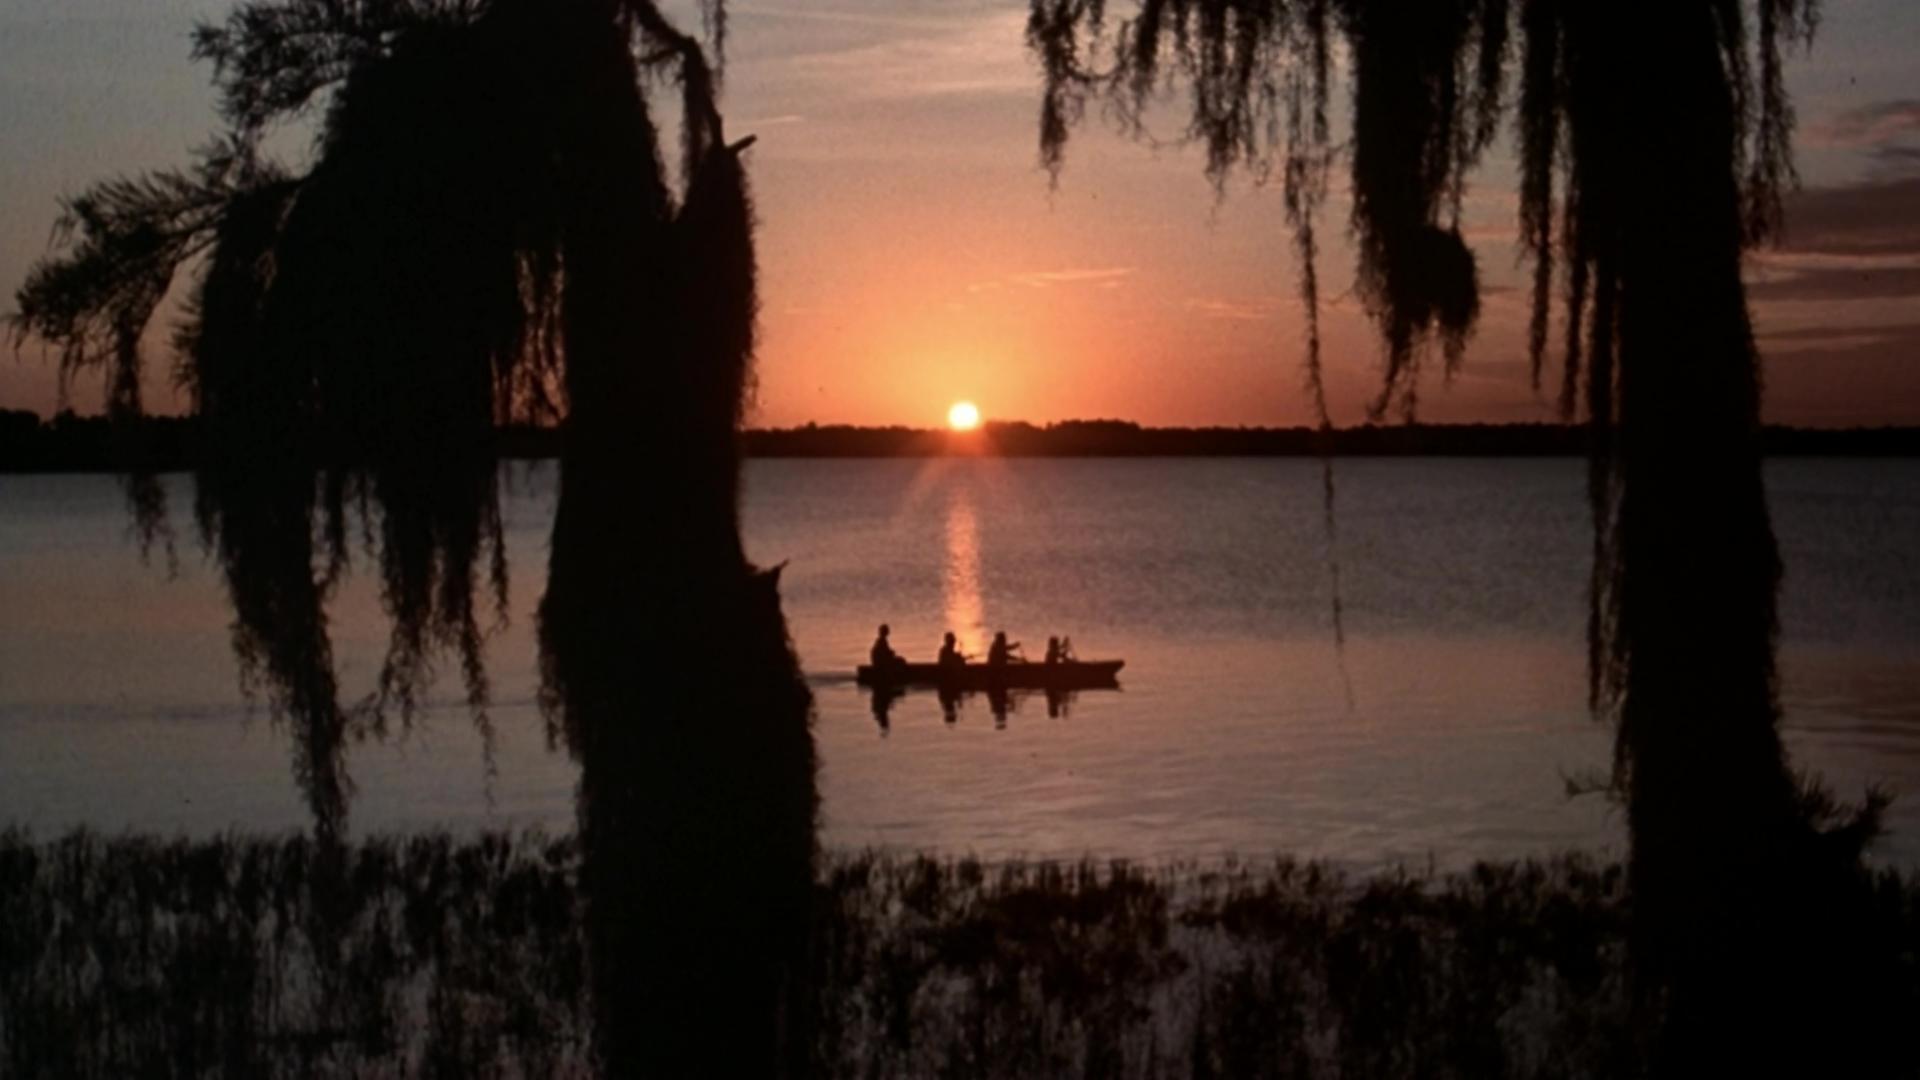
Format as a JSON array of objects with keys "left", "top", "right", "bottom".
[
  {"left": 947, "top": 401, "right": 982, "bottom": 431},
  {"left": 1, "top": 7, "right": 1915, "bottom": 431}
]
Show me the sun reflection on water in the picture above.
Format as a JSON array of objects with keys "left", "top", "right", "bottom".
[{"left": 943, "top": 486, "right": 986, "bottom": 658}]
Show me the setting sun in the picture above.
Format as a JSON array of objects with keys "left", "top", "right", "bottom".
[{"left": 947, "top": 401, "right": 981, "bottom": 431}]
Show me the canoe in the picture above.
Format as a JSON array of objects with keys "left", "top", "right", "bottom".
[{"left": 856, "top": 659, "right": 1124, "bottom": 690}]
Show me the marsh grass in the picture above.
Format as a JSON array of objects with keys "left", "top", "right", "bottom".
[
  {"left": 4, "top": 830, "right": 1916, "bottom": 1077},
  {"left": 811, "top": 854, "right": 1644, "bottom": 1078},
  {"left": 0, "top": 829, "right": 589, "bottom": 1078}
]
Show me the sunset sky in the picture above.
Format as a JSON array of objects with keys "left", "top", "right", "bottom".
[{"left": 3, "top": 0, "right": 1917, "bottom": 428}]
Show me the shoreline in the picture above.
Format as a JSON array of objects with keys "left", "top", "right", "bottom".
[{"left": 6, "top": 413, "right": 1920, "bottom": 471}]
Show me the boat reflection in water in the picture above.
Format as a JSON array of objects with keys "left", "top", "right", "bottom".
[
  {"left": 856, "top": 659, "right": 1124, "bottom": 690},
  {"left": 866, "top": 680, "right": 1119, "bottom": 729}
]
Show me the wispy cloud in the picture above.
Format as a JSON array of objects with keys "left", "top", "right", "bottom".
[
  {"left": 1815, "top": 99, "right": 1920, "bottom": 146},
  {"left": 1006, "top": 267, "right": 1137, "bottom": 289},
  {"left": 1742, "top": 173, "right": 1920, "bottom": 420},
  {"left": 1776, "top": 175, "right": 1920, "bottom": 257},
  {"left": 1749, "top": 250, "right": 1920, "bottom": 302},
  {"left": 1757, "top": 251, "right": 1920, "bottom": 271},
  {"left": 1755, "top": 322, "right": 1920, "bottom": 354},
  {"left": 1867, "top": 145, "right": 1920, "bottom": 174},
  {"left": 781, "top": 9, "right": 1035, "bottom": 101},
  {"left": 1811, "top": 99, "right": 1920, "bottom": 177},
  {"left": 731, "top": 5, "right": 965, "bottom": 32},
  {"left": 1183, "top": 296, "right": 1284, "bottom": 321}
]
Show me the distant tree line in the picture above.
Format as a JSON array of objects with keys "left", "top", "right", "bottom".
[
  {"left": 0, "top": 409, "right": 562, "bottom": 471},
  {"left": 4, "top": 408, "right": 1918, "bottom": 469},
  {"left": 756, "top": 419, "right": 1920, "bottom": 457}
]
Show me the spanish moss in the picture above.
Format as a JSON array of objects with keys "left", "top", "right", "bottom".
[
  {"left": 7, "top": 0, "right": 792, "bottom": 841},
  {"left": 1028, "top": 0, "right": 1896, "bottom": 1067},
  {"left": 13, "top": 0, "right": 821, "bottom": 1065}
]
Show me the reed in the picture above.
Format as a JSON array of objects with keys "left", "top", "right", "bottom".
[{"left": 8, "top": 829, "right": 1913, "bottom": 1076}]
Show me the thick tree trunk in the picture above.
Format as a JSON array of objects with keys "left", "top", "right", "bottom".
[
  {"left": 1614, "top": 3, "right": 1794, "bottom": 936},
  {"left": 538, "top": 10, "right": 818, "bottom": 1075},
  {"left": 1611, "top": 8, "right": 1881, "bottom": 1071}
]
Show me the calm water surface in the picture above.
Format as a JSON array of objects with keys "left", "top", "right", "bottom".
[{"left": 2, "top": 459, "right": 1916, "bottom": 870}]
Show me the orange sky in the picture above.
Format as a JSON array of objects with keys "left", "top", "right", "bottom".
[{"left": 4, "top": 1, "right": 1919, "bottom": 428}]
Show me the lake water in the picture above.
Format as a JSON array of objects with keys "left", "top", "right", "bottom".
[{"left": 3, "top": 459, "right": 1917, "bottom": 870}]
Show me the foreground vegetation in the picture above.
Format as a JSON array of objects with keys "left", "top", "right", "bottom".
[{"left": 2, "top": 829, "right": 1915, "bottom": 1077}]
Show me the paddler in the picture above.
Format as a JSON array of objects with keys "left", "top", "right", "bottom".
[
  {"left": 938, "top": 631, "right": 967, "bottom": 670},
  {"left": 988, "top": 631, "right": 1021, "bottom": 667},
  {"left": 870, "top": 624, "right": 903, "bottom": 670}
]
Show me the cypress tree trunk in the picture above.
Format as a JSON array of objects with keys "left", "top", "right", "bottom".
[
  {"left": 1606, "top": 8, "right": 1882, "bottom": 1069},
  {"left": 10, "top": 2, "right": 821, "bottom": 1065},
  {"left": 539, "top": 8, "right": 818, "bottom": 1074},
  {"left": 1022, "top": 2, "right": 1893, "bottom": 1069},
  {"left": 1613, "top": 4, "right": 1794, "bottom": 942}
]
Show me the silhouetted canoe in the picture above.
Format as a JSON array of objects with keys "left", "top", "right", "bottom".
[{"left": 856, "top": 660, "right": 1124, "bottom": 690}]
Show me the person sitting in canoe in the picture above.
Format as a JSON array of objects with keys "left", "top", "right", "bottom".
[
  {"left": 870, "top": 623, "right": 905, "bottom": 671},
  {"left": 988, "top": 631, "right": 1022, "bottom": 666},
  {"left": 938, "top": 631, "right": 967, "bottom": 671}
]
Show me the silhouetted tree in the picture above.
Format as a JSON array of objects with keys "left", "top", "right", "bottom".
[
  {"left": 11, "top": 0, "right": 816, "bottom": 1070},
  {"left": 1030, "top": 0, "right": 1891, "bottom": 1068}
]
